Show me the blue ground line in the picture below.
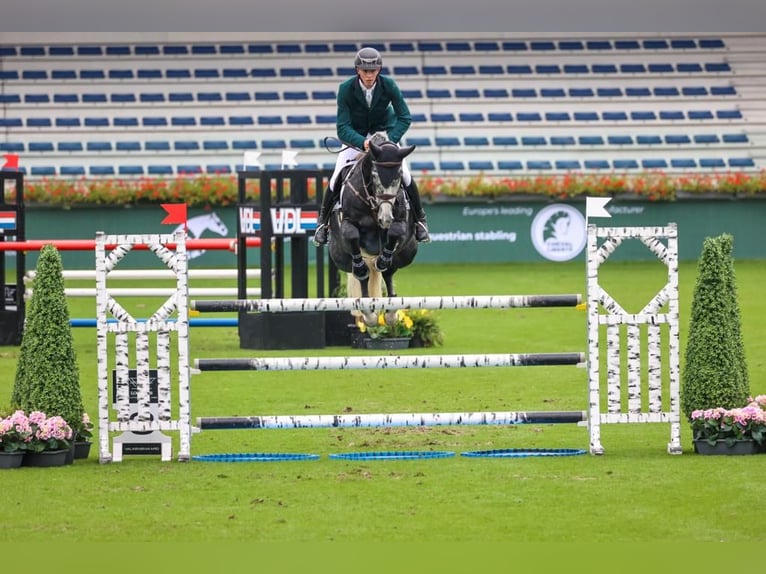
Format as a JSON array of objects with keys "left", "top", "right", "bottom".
[
  {"left": 70, "top": 318, "right": 238, "bottom": 327},
  {"left": 328, "top": 451, "right": 456, "bottom": 460},
  {"left": 460, "top": 448, "right": 587, "bottom": 458},
  {"left": 192, "top": 452, "right": 320, "bottom": 462}
]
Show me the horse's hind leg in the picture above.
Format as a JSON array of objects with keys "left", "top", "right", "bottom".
[{"left": 381, "top": 269, "right": 400, "bottom": 325}]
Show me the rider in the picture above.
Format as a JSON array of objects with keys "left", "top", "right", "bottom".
[{"left": 313, "top": 46, "right": 430, "bottom": 245}]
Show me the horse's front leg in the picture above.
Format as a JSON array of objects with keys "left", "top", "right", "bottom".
[
  {"left": 341, "top": 218, "right": 369, "bottom": 283},
  {"left": 374, "top": 220, "right": 405, "bottom": 272}
]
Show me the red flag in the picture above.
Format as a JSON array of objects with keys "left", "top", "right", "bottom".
[
  {"left": 160, "top": 203, "right": 187, "bottom": 226},
  {"left": 3, "top": 153, "right": 19, "bottom": 170}
]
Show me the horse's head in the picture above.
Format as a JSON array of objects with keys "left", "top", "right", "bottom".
[{"left": 367, "top": 139, "right": 415, "bottom": 229}]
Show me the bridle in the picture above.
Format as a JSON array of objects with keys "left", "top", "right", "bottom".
[{"left": 344, "top": 153, "right": 402, "bottom": 216}]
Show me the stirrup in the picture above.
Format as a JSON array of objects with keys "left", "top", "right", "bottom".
[
  {"left": 313, "top": 223, "right": 329, "bottom": 246},
  {"left": 415, "top": 220, "right": 430, "bottom": 243}
]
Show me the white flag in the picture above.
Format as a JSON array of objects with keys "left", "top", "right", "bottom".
[
  {"left": 242, "top": 151, "right": 261, "bottom": 169},
  {"left": 586, "top": 196, "right": 612, "bottom": 219},
  {"left": 281, "top": 150, "right": 299, "bottom": 169}
]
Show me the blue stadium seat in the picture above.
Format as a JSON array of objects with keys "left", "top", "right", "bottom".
[
  {"left": 574, "top": 112, "right": 599, "bottom": 121},
  {"left": 563, "top": 64, "right": 589, "bottom": 74},
  {"left": 60, "top": 166, "right": 86, "bottom": 176},
  {"left": 654, "top": 87, "right": 680, "bottom": 97},
  {"left": 540, "top": 88, "right": 566, "bottom": 98},
  {"left": 56, "top": 118, "right": 81, "bottom": 128},
  {"left": 451, "top": 65, "right": 476, "bottom": 75},
  {"left": 648, "top": 63, "right": 674, "bottom": 73},
  {"left": 191, "top": 44, "right": 217, "bottom": 55},
  {"left": 546, "top": 112, "right": 571, "bottom": 122},
  {"left": 29, "top": 142, "right": 54, "bottom": 152},
  {"left": 602, "top": 111, "right": 628, "bottom": 121},
  {"left": 550, "top": 136, "right": 575, "bottom": 146},
  {"left": 51, "top": 70, "right": 77, "bottom": 80},
  {"left": 280, "top": 68, "right": 305, "bottom": 78},
  {"left": 232, "top": 140, "right": 257, "bottom": 150},
  {"left": 261, "top": 140, "right": 286, "bottom": 149},
  {"left": 195, "top": 69, "right": 220, "bottom": 79},
  {"left": 643, "top": 39, "right": 669, "bottom": 50},
  {"left": 53, "top": 94, "right": 78, "bottom": 104},
  {"left": 148, "top": 165, "right": 174, "bottom": 176},
  {"left": 527, "top": 160, "right": 552, "bottom": 170},
  {"left": 459, "top": 112, "right": 484, "bottom": 122},
  {"left": 671, "top": 39, "right": 697, "bottom": 49},
  {"left": 579, "top": 135, "right": 605, "bottom": 145},
  {"left": 722, "top": 133, "right": 748, "bottom": 143},
  {"left": 710, "top": 86, "right": 737, "bottom": 96},
  {"left": 109, "top": 69, "right": 134, "bottom": 79},
  {"left": 455, "top": 89, "right": 480, "bottom": 98},
  {"left": 0, "top": 142, "right": 24, "bottom": 152},
  {"left": 625, "top": 87, "right": 652, "bottom": 97},
  {"left": 390, "top": 42, "right": 415, "bottom": 52},
  {"left": 497, "top": 160, "right": 523, "bottom": 170},
  {"left": 694, "top": 134, "right": 720, "bottom": 144},
  {"left": 530, "top": 41, "right": 555, "bottom": 51},
  {"left": 113, "top": 117, "right": 139, "bottom": 127},
  {"left": 677, "top": 63, "right": 703, "bottom": 73},
  {"left": 642, "top": 159, "right": 669, "bottom": 169},
  {"left": 488, "top": 112, "right": 513, "bottom": 122},
  {"left": 483, "top": 88, "right": 509, "bottom": 98},
  {"left": 555, "top": 160, "right": 582, "bottom": 170},
  {"left": 426, "top": 89, "right": 451, "bottom": 98},
  {"left": 145, "top": 141, "right": 170, "bottom": 151},
  {"left": 163, "top": 45, "right": 188, "bottom": 55},
  {"left": 222, "top": 68, "right": 249, "bottom": 79},
  {"left": 705, "top": 62, "right": 731, "bottom": 73},
  {"left": 587, "top": 40, "right": 612, "bottom": 50},
  {"left": 119, "top": 165, "right": 145, "bottom": 176},
  {"left": 439, "top": 161, "right": 465, "bottom": 170},
  {"left": 507, "top": 65, "right": 532, "bottom": 74},
  {"left": 58, "top": 142, "right": 84, "bottom": 152},
  {"left": 174, "top": 141, "right": 200, "bottom": 151},
  {"left": 0, "top": 46, "right": 16, "bottom": 56},
  {"left": 636, "top": 135, "right": 663, "bottom": 145},
  {"left": 597, "top": 88, "right": 623, "bottom": 98},
  {"left": 289, "top": 139, "right": 316, "bottom": 149},
  {"left": 666, "top": 134, "right": 692, "bottom": 145},
  {"left": 221, "top": 44, "right": 246, "bottom": 54},
  {"left": 178, "top": 165, "right": 203, "bottom": 175},
  {"left": 478, "top": 65, "right": 504, "bottom": 75},
  {"left": 717, "top": 109, "right": 743, "bottom": 119},
  {"left": 569, "top": 88, "right": 595, "bottom": 98},
  {"left": 86, "top": 141, "right": 112, "bottom": 152},
  {"left": 255, "top": 91, "right": 280, "bottom": 101},
  {"left": 26, "top": 118, "right": 51, "bottom": 128},
  {"left": 106, "top": 45, "right": 130, "bottom": 55},
  {"left": 468, "top": 161, "right": 495, "bottom": 171},
  {"left": 287, "top": 115, "right": 312, "bottom": 125},
  {"left": 111, "top": 93, "right": 136, "bottom": 103},
  {"left": 207, "top": 164, "right": 232, "bottom": 174},
  {"left": 143, "top": 117, "right": 168, "bottom": 127},
  {"left": 315, "top": 115, "right": 337, "bottom": 124},
  {"left": 521, "top": 136, "right": 546, "bottom": 146},
  {"left": 608, "top": 135, "right": 634, "bottom": 145},
  {"left": 81, "top": 93, "right": 107, "bottom": 104},
  {"left": 166, "top": 69, "right": 191, "bottom": 79},
  {"left": 620, "top": 63, "right": 647, "bottom": 74},
  {"left": 613, "top": 159, "right": 639, "bottom": 170},
  {"left": 137, "top": 69, "right": 163, "bottom": 79},
  {"left": 89, "top": 166, "right": 115, "bottom": 176},
  {"left": 312, "top": 90, "right": 336, "bottom": 100},
  {"left": 502, "top": 41, "right": 527, "bottom": 51},
  {"left": 631, "top": 111, "right": 657, "bottom": 121},
  {"left": 200, "top": 117, "right": 225, "bottom": 126},
  {"left": 492, "top": 136, "right": 518, "bottom": 146},
  {"left": 431, "top": 113, "right": 456, "bottom": 122},
  {"left": 446, "top": 41, "right": 471, "bottom": 51},
  {"left": 434, "top": 136, "right": 461, "bottom": 146},
  {"left": 670, "top": 158, "right": 697, "bottom": 168},
  {"left": 247, "top": 43, "right": 273, "bottom": 54},
  {"left": 683, "top": 86, "right": 709, "bottom": 96},
  {"left": 20, "top": 46, "right": 46, "bottom": 56},
  {"left": 284, "top": 91, "right": 309, "bottom": 101},
  {"left": 558, "top": 41, "right": 584, "bottom": 51},
  {"left": 198, "top": 92, "right": 222, "bottom": 102},
  {"left": 203, "top": 140, "right": 229, "bottom": 151},
  {"left": 417, "top": 41, "right": 442, "bottom": 51},
  {"left": 423, "top": 65, "right": 448, "bottom": 75},
  {"left": 169, "top": 113, "right": 202, "bottom": 130},
  {"left": 584, "top": 160, "right": 610, "bottom": 170},
  {"left": 512, "top": 88, "right": 537, "bottom": 98},
  {"left": 255, "top": 116, "right": 279, "bottom": 125},
  {"left": 464, "top": 136, "right": 489, "bottom": 146},
  {"left": 614, "top": 40, "right": 642, "bottom": 50},
  {"left": 699, "top": 158, "right": 726, "bottom": 168},
  {"left": 134, "top": 45, "right": 160, "bottom": 55},
  {"left": 140, "top": 93, "right": 166, "bottom": 103},
  {"left": 0, "top": 70, "right": 20, "bottom": 80},
  {"left": 229, "top": 116, "right": 255, "bottom": 126},
  {"left": 406, "top": 137, "right": 432, "bottom": 146},
  {"left": 30, "top": 166, "right": 57, "bottom": 176},
  {"left": 80, "top": 69, "right": 105, "bottom": 80},
  {"left": 306, "top": 43, "right": 331, "bottom": 53},
  {"left": 410, "top": 161, "right": 436, "bottom": 171},
  {"left": 474, "top": 41, "right": 499, "bottom": 51},
  {"left": 728, "top": 157, "right": 755, "bottom": 168},
  {"left": 25, "top": 94, "right": 50, "bottom": 104},
  {"left": 169, "top": 92, "right": 194, "bottom": 102},
  {"left": 688, "top": 110, "right": 714, "bottom": 120},
  {"left": 116, "top": 141, "right": 141, "bottom": 151},
  {"left": 699, "top": 38, "right": 725, "bottom": 49},
  {"left": 659, "top": 110, "right": 685, "bottom": 120},
  {"left": 535, "top": 65, "right": 561, "bottom": 74}
]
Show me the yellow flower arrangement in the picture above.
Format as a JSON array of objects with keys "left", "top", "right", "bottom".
[{"left": 357, "top": 309, "right": 414, "bottom": 339}]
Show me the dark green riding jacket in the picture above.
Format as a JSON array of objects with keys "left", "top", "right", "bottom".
[{"left": 335, "top": 75, "right": 412, "bottom": 150}]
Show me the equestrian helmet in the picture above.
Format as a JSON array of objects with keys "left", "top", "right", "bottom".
[{"left": 354, "top": 47, "right": 382, "bottom": 70}]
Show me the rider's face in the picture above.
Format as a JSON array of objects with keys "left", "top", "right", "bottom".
[{"left": 356, "top": 68, "right": 380, "bottom": 89}]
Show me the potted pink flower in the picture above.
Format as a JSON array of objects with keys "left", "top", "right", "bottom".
[
  {"left": 690, "top": 395, "right": 766, "bottom": 455},
  {"left": 0, "top": 410, "right": 33, "bottom": 469},
  {"left": 23, "top": 411, "right": 74, "bottom": 467}
]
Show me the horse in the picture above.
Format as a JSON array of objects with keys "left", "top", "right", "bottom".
[
  {"left": 327, "top": 136, "right": 418, "bottom": 327},
  {"left": 174, "top": 212, "right": 228, "bottom": 259}
]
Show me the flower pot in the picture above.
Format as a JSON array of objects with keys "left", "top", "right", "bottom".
[
  {"left": 0, "top": 451, "right": 26, "bottom": 469},
  {"left": 22, "top": 449, "right": 70, "bottom": 467},
  {"left": 74, "top": 441, "right": 92, "bottom": 460},
  {"left": 692, "top": 439, "right": 761, "bottom": 456},
  {"left": 363, "top": 337, "right": 412, "bottom": 350}
]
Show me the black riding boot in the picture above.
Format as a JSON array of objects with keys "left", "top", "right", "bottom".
[
  {"left": 404, "top": 180, "right": 430, "bottom": 243},
  {"left": 313, "top": 183, "right": 338, "bottom": 245}
]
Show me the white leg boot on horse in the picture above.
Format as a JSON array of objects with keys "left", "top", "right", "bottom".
[{"left": 404, "top": 180, "right": 431, "bottom": 243}]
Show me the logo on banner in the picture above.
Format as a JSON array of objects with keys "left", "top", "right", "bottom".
[
  {"left": 530, "top": 204, "right": 586, "bottom": 262},
  {"left": 0, "top": 210, "right": 17, "bottom": 231},
  {"left": 239, "top": 207, "right": 317, "bottom": 235}
]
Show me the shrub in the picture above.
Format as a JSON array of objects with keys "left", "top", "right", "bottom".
[
  {"left": 10, "top": 245, "right": 84, "bottom": 434},
  {"left": 681, "top": 234, "right": 750, "bottom": 420}
]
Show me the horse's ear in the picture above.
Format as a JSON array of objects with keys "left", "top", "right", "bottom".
[
  {"left": 369, "top": 140, "right": 383, "bottom": 157},
  {"left": 397, "top": 145, "right": 416, "bottom": 159}
]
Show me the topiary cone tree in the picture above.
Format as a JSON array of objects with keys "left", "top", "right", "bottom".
[
  {"left": 681, "top": 233, "right": 749, "bottom": 420},
  {"left": 11, "top": 244, "right": 84, "bottom": 432}
]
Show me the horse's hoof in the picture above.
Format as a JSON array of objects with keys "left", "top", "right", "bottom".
[
  {"left": 374, "top": 255, "right": 392, "bottom": 272},
  {"left": 352, "top": 261, "right": 369, "bottom": 280}
]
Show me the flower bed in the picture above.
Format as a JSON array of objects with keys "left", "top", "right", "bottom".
[{"left": 5, "top": 169, "right": 766, "bottom": 208}]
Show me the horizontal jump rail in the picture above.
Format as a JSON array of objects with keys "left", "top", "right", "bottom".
[
  {"left": 71, "top": 318, "right": 238, "bottom": 328},
  {"left": 0, "top": 237, "right": 261, "bottom": 252},
  {"left": 191, "top": 294, "right": 583, "bottom": 313},
  {"left": 197, "top": 411, "right": 588, "bottom": 430},
  {"left": 194, "top": 352, "right": 586, "bottom": 372},
  {"left": 26, "top": 268, "right": 261, "bottom": 280},
  {"left": 30, "top": 287, "right": 261, "bottom": 298}
]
